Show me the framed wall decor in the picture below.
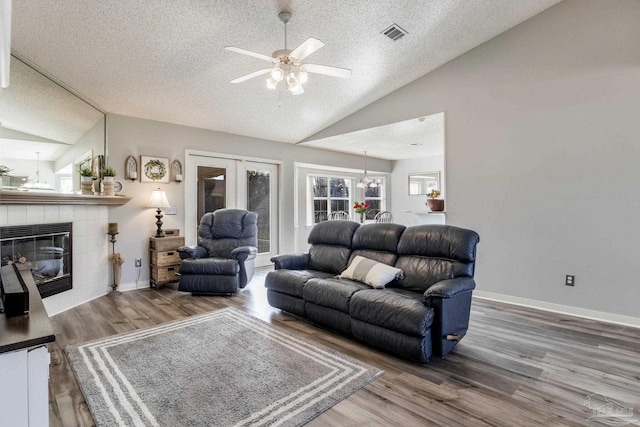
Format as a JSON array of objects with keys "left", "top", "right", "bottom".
[{"left": 141, "top": 156, "right": 170, "bottom": 183}]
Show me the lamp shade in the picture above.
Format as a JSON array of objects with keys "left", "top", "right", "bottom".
[{"left": 147, "top": 189, "right": 171, "bottom": 209}]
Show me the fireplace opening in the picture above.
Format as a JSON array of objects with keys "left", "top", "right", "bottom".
[{"left": 1, "top": 223, "right": 72, "bottom": 298}]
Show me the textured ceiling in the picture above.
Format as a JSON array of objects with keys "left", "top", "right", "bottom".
[{"left": 9, "top": 0, "right": 560, "bottom": 159}]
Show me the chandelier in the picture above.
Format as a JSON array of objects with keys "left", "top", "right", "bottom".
[{"left": 356, "top": 151, "right": 378, "bottom": 189}]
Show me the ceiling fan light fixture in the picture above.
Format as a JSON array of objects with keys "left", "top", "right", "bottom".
[
  {"left": 266, "top": 77, "right": 278, "bottom": 90},
  {"left": 286, "top": 74, "right": 302, "bottom": 94},
  {"left": 295, "top": 69, "right": 308, "bottom": 84},
  {"left": 271, "top": 67, "right": 284, "bottom": 82},
  {"left": 356, "top": 181, "right": 366, "bottom": 189},
  {"left": 225, "top": 11, "right": 352, "bottom": 95}
]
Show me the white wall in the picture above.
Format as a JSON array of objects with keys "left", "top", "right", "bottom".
[
  {"left": 391, "top": 155, "right": 444, "bottom": 226},
  {"left": 105, "top": 114, "right": 392, "bottom": 287},
  {"left": 303, "top": 0, "right": 640, "bottom": 319}
]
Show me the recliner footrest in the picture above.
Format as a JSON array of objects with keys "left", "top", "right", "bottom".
[{"left": 179, "top": 258, "right": 239, "bottom": 276}]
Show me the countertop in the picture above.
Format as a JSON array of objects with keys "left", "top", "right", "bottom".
[{"left": 0, "top": 265, "right": 55, "bottom": 354}]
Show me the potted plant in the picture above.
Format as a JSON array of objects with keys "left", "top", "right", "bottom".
[
  {"left": 425, "top": 189, "right": 444, "bottom": 211},
  {"left": 353, "top": 201, "right": 370, "bottom": 223},
  {"left": 79, "top": 167, "right": 94, "bottom": 180},
  {"left": 79, "top": 167, "right": 95, "bottom": 194},
  {"left": 101, "top": 166, "right": 117, "bottom": 182}
]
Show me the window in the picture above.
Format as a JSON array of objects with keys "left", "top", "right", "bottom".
[
  {"left": 364, "top": 178, "right": 385, "bottom": 220},
  {"left": 309, "top": 175, "right": 352, "bottom": 223}
]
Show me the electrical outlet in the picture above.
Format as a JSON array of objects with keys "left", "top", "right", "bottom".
[
  {"left": 565, "top": 275, "right": 575, "bottom": 286},
  {"left": 135, "top": 258, "right": 142, "bottom": 267}
]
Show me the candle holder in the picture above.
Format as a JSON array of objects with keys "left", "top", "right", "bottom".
[
  {"left": 125, "top": 155, "right": 138, "bottom": 182},
  {"left": 108, "top": 224, "right": 121, "bottom": 295},
  {"left": 171, "top": 160, "right": 183, "bottom": 183}
]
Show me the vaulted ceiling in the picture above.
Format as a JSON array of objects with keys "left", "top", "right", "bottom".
[{"left": 9, "top": 0, "right": 560, "bottom": 158}]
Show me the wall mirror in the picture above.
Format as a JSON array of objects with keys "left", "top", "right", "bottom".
[
  {"left": 0, "top": 54, "right": 105, "bottom": 193},
  {"left": 408, "top": 171, "right": 440, "bottom": 195}
]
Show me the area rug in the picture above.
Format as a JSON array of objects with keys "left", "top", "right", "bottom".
[{"left": 66, "top": 307, "right": 383, "bottom": 427}]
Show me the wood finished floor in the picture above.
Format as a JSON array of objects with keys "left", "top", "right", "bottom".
[{"left": 49, "top": 268, "right": 640, "bottom": 427}]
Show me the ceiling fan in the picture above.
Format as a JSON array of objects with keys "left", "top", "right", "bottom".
[{"left": 224, "top": 11, "right": 352, "bottom": 95}]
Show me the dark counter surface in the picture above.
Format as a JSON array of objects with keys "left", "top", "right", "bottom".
[{"left": 0, "top": 265, "right": 55, "bottom": 354}]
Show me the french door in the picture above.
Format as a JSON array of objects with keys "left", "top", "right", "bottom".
[{"left": 186, "top": 152, "right": 279, "bottom": 267}]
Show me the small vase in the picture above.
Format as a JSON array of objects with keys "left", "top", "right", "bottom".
[
  {"left": 80, "top": 177, "right": 93, "bottom": 195},
  {"left": 359, "top": 213, "right": 364, "bottom": 223}
]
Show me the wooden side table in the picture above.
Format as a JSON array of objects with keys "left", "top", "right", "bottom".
[{"left": 149, "top": 236, "right": 184, "bottom": 288}]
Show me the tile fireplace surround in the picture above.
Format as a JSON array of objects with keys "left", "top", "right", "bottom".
[{"left": 0, "top": 205, "right": 110, "bottom": 316}]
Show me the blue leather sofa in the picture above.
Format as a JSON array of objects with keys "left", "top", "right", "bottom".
[{"left": 265, "top": 221, "right": 480, "bottom": 363}]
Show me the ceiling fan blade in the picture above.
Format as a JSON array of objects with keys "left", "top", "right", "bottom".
[
  {"left": 289, "top": 38, "right": 324, "bottom": 61},
  {"left": 304, "top": 63, "right": 352, "bottom": 78},
  {"left": 230, "top": 68, "right": 271, "bottom": 84},
  {"left": 224, "top": 46, "right": 278, "bottom": 64}
]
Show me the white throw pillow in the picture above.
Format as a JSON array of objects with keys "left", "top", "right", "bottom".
[{"left": 340, "top": 256, "right": 404, "bottom": 289}]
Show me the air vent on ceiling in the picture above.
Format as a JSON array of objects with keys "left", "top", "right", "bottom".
[{"left": 381, "top": 24, "right": 408, "bottom": 41}]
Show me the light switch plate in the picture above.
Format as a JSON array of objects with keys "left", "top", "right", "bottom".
[{"left": 165, "top": 207, "right": 177, "bottom": 215}]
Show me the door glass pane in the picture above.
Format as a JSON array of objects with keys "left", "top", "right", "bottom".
[
  {"left": 247, "top": 170, "right": 270, "bottom": 253},
  {"left": 197, "top": 166, "right": 227, "bottom": 220}
]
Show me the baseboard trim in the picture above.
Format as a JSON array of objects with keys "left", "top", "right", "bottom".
[
  {"left": 474, "top": 291, "right": 640, "bottom": 329},
  {"left": 118, "top": 281, "right": 151, "bottom": 292},
  {"left": 44, "top": 281, "right": 152, "bottom": 316}
]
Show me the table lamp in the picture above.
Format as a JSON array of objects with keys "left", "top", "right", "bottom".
[{"left": 148, "top": 188, "right": 171, "bottom": 238}]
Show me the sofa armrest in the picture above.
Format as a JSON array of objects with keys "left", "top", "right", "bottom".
[
  {"left": 423, "top": 277, "right": 476, "bottom": 301},
  {"left": 423, "top": 277, "right": 476, "bottom": 358},
  {"left": 230, "top": 246, "right": 258, "bottom": 262},
  {"left": 177, "top": 245, "right": 208, "bottom": 260},
  {"left": 270, "top": 253, "right": 309, "bottom": 270}
]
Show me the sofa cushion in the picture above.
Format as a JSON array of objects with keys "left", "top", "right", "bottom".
[
  {"left": 397, "top": 225, "right": 480, "bottom": 262},
  {"left": 308, "top": 245, "right": 352, "bottom": 275},
  {"left": 265, "top": 269, "right": 334, "bottom": 297},
  {"left": 340, "top": 256, "right": 404, "bottom": 289},
  {"left": 393, "top": 256, "right": 455, "bottom": 292},
  {"left": 394, "top": 225, "right": 480, "bottom": 292},
  {"left": 348, "top": 223, "right": 405, "bottom": 266},
  {"left": 350, "top": 288, "right": 434, "bottom": 337},
  {"left": 303, "top": 278, "right": 370, "bottom": 313},
  {"left": 308, "top": 220, "right": 360, "bottom": 247},
  {"left": 307, "top": 221, "right": 360, "bottom": 274}
]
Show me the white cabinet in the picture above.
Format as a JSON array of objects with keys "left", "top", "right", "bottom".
[{"left": 0, "top": 345, "right": 50, "bottom": 427}]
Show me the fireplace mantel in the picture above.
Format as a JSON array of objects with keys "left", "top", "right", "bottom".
[{"left": 0, "top": 191, "right": 132, "bottom": 206}]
